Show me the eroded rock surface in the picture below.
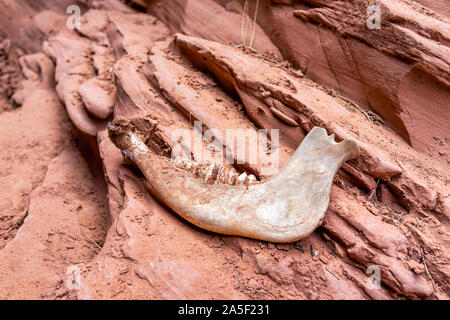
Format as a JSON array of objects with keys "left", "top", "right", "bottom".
[{"left": 0, "top": 0, "right": 448, "bottom": 299}]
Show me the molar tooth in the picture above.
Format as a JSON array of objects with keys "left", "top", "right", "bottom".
[
  {"left": 215, "top": 165, "right": 224, "bottom": 184},
  {"left": 227, "top": 168, "right": 237, "bottom": 185},
  {"left": 203, "top": 163, "right": 215, "bottom": 183},
  {"left": 246, "top": 174, "right": 256, "bottom": 185},
  {"left": 221, "top": 169, "right": 229, "bottom": 184},
  {"left": 198, "top": 165, "right": 207, "bottom": 179},
  {"left": 236, "top": 172, "right": 247, "bottom": 185}
]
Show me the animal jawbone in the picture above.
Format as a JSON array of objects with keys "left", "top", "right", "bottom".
[{"left": 107, "top": 118, "right": 359, "bottom": 243}]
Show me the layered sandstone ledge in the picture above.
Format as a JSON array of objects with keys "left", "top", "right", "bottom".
[{"left": 0, "top": 0, "right": 448, "bottom": 299}]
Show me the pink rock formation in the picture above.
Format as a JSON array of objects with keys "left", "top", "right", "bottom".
[{"left": 0, "top": 0, "right": 448, "bottom": 300}]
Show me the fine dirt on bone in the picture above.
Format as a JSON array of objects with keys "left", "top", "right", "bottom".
[{"left": 0, "top": 0, "right": 448, "bottom": 299}]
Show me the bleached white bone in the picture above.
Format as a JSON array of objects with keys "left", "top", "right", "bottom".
[{"left": 108, "top": 120, "right": 359, "bottom": 242}]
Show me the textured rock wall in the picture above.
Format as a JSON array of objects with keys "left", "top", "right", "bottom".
[{"left": 0, "top": 0, "right": 448, "bottom": 299}]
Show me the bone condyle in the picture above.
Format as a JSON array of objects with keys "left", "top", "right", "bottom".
[{"left": 107, "top": 117, "right": 359, "bottom": 243}]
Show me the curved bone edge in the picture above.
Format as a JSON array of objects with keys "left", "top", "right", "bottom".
[
  {"left": 326, "top": 124, "right": 402, "bottom": 180},
  {"left": 108, "top": 119, "right": 359, "bottom": 242}
]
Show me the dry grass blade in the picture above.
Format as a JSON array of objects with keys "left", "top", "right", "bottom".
[{"left": 239, "top": 0, "right": 259, "bottom": 51}]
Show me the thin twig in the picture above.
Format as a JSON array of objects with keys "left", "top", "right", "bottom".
[
  {"left": 368, "top": 178, "right": 379, "bottom": 200},
  {"left": 240, "top": 0, "right": 248, "bottom": 45},
  {"left": 240, "top": 0, "right": 259, "bottom": 51},
  {"left": 248, "top": 0, "right": 259, "bottom": 49},
  {"left": 420, "top": 246, "right": 436, "bottom": 292},
  {"left": 336, "top": 94, "right": 371, "bottom": 121},
  {"left": 325, "top": 268, "right": 340, "bottom": 280},
  {"left": 79, "top": 225, "right": 103, "bottom": 251}
]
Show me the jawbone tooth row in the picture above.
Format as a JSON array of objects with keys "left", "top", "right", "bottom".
[
  {"left": 236, "top": 172, "right": 247, "bottom": 185},
  {"left": 108, "top": 119, "right": 359, "bottom": 242},
  {"left": 170, "top": 156, "right": 258, "bottom": 186}
]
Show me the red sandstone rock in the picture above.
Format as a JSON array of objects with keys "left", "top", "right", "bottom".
[{"left": 0, "top": 0, "right": 448, "bottom": 300}]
